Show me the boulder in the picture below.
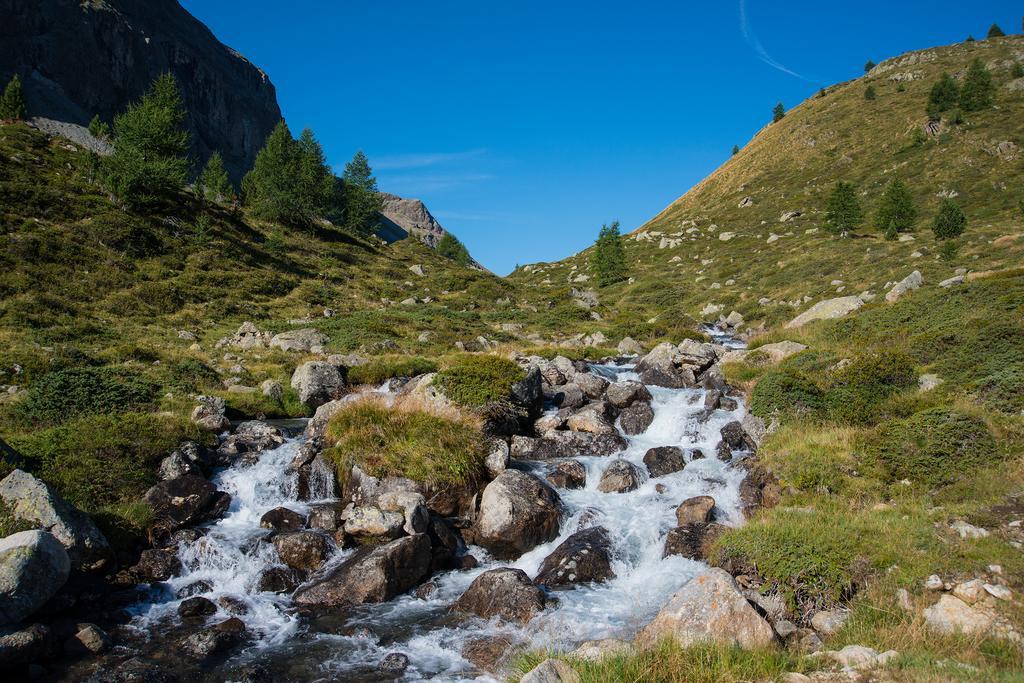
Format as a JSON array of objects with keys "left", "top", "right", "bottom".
[
  {"left": 271, "top": 531, "right": 330, "bottom": 571},
  {"left": 64, "top": 623, "right": 111, "bottom": 656},
  {"left": 0, "top": 469, "right": 111, "bottom": 571},
  {"left": 663, "top": 523, "right": 725, "bottom": 560},
  {"left": 923, "top": 594, "right": 997, "bottom": 636},
  {"left": 475, "top": 471, "right": 562, "bottom": 559},
  {"left": 485, "top": 440, "right": 510, "bottom": 478},
  {"left": 574, "top": 373, "right": 610, "bottom": 400},
  {"left": 0, "top": 622, "right": 56, "bottom": 669},
  {"left": 634, "top": 343, "right": 697, "bottom": 388},
  {"left": 810, "top": 609, "right": 849, "bottom": 637},
  {"left": 290, "top": 361, "right": 345, "bottom": 408},
  {"left": 546, "top": 460, "right": 587, "bottom": 490},
  {"left": 216, "top": 420, "right": 286, "bottom": 464},
  {"left": 617, "top": 337, "right": 645, "bottom": 356},
  {"left": 462, "top": 634, "right": 523, "bottom": 674},
  {"left": 643, "top": 447, "right": 686, "bottom": 477},
  {"left": 638, "top": 568, "right": 775, "bottom": 649},
  {"left": 885, "top": 270, "right": 922, "bottom": 303},
  {"left": 178, "top": 596, "right": 217, "bottom": 619},
  {"left": 259, "top": 507, "right": 306, "bottom": 533},
  {"left": 510, "top": 367, "right": 544, "bottom": 418},
  {"left": 343, "top": 505, "right": 405, "bottom": 539},
  {"left": 143, "top": 475, "right": 230, "bottom": 543},
  {"left": 293, "top": 534, "right": 431, "bottom": 607},
  {"left": 605, "top": 381, "right": 652, "bottom": 409},
  {"left": 190, "top": 395, "right": 229, "bottom": 431},
  {"left": 520, "top": 658, "right": 580, "bottom": 683},
  {"left": 619, "top": 401, "right": 654, "bottom": 435},
  {"left": 510, "top": 432, "right": 627, "bottom": 460},
  {"left": 720, "top": 421, "right": 755, "bottom": 452},
  {"left": 548, "top": 383, "right": 585, "bottom": 410},
  {"left": 261, "top": 379, "right": 284, "bottom": 400},
  {"left": 181, "top": 617, "right": 249, "bottom": 660},
  {"left": 566, "top": 402, "right": 616, "bottom": 435},
  {"left": 0, "top": 530, "right": 70, "bottom": 625},
  {"left": 129, "top": 547, "right": 182, "bottom": 583},
  {"left": 533, "top": 527, "right": 615, "bottom": 588},
  {"left": 379, "top": 652, "right": 410, "bottom": 675},
  {"left": 571, "top": 638, "right": 634, "bottom": 661},
  {"left": 257, "top": 566, "right": 302, "bottom": 593},
  {"left": 377, "top": 491, "right": 430, "bottom": 536},
  {"left": 216, "top": 322, "right": 272, "bottom": 350},
  {"left": 737, "top": 463, "right": 782, "bottom": 519},
  {"left": 451, "top": 568, "right": 546, "bottom": 625},
  {"left": 676, "top": 496, "right": 715, "bottom": 525},
  {"left": 785, "top": 296, "right": 863, "bottom": 329},
  {"left": 597, "top": 460, "right": 643, "bottom": 493},
  {"left": 158, "top": 450, "right": 200, "bottom": 481},
  {"left": 269, "top": 328, "right": 328, "bottom": 353}
]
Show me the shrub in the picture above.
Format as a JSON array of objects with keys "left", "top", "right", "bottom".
[
  {"left": 861, "top": 408, "right": 997, "bottom": 488},
  {"left": 772, "top": 102, "right": 785, "bottom": 123},
  {"left": 750, "top": 369, "right": 825, "bottom": 420},
  {"left": 167, "top": 358, "right": 220, "bottom": 393},
  {"left": 933, "top": 198, "right": 966, "bottom": 240},
  {"left": 436, "top": 233, "right": 472, "bottom": 266},
  {"left": 88, "top": 115, "right": 110, "bottom": 141},
  {"left": 433, "top": 354, "right": 525, "bottom": 408},
  {"left": 198, "top": 151, "right": 234, "bottom": 203},
  {"left": 324, "top": 400, "right": 485, "bottom": 487},
  {"left": 864, "top": 85, "right": 876, "bottom": 101},
  {"left": 17, "top": 367, "right": 157, "bottom": 425},
  {"left": 825, "top": 351, "right": 917, "bottom": 426},
  {"left": 0, "top": 75, "right": 26, "bottom": 121},
  {"left": 978, "top": 367, "right": 1024, "bottom": 414},
  {"left": 926, "top": 73, "right": 960, "bottom": 119},
  {"left": 959, "top": 58, "right": 994, "bottom": 112},
  {"left": 346, "top": 356, "right": 438, "bottom": 386}
]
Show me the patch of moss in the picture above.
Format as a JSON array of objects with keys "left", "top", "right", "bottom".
[
  {"left": 433, "top": 354, "right": 525, "bottom": 408},
  {"left": 346, "top": 356, "right": 438, "bottom": 386}
]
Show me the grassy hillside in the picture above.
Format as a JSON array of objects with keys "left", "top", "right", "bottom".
[{"left": 510, "top": 35, "right": 1024, "bottom": 333}]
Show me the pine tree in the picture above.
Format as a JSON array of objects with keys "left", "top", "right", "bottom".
[
  {"left": 88, "top": 114, "right": 110, "bottom": 140},
  {"left": 341, "top": 150, "right": 383, "bottom": 235},
  {"left": 864, "top": 60, "right": 876, "bottom": 73},
  {"left": 0, "top": 74, "right": 27, "bottom": 121},
  {"left": 590, "top": 221, "right": 627, "bottom": 287},
  {"left": 101, "top": 73, "right": 190, "bottom": 209},
  {"left": 927, "top": 73, "right": 960, "bottom": 118},
  {"left": 876, "top": 179, "right": 917, "bottom": 234},
  {"left": 772, "top": 102, "right": 786, "bottom": 123},
  {"left": 198, "top": 151, "right": 234, "bottom": 203},
  {"left": 436, "top": 233, "right": 471, "bottom": 266},
  {"left": 826, "top": 181, "right": 863, "bottom": 234},
  {"left": 965, "top": 35, "right": 976, "bottom": 43},
  {"left": 242, "top": 120, "right": 298, "bottom": 223},
  {"left": 960, "top": 58, "right": 994, "bottom": 111},
  {"left": 294, "top": 128, "right": 336, "bottom": 224},
  {"left": 987, "top": 23, "right": 1005, "bottom": 38},
  {"left": 932, "top": 198, "right": 966, "bottom": 239},
  {"left": 1012, "top": 62, "right": 1024, "bottom": 79},
  {"left": 864, "top": 85, "right": 876, "bottom": 101},
  {"left": 731, "top": 144, "right": 739, "bottom": 156}
]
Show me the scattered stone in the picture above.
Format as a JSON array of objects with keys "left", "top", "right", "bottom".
[
  {"left": 643, "top": 446, "right": 686, "bottom": 477},
  {"left": 918, "top": 374, "right": 943, "bottom": 392},
  {"left": 984, "top": 584, "right": 1012, "bottom": 601},
  {"left": 570, "top": 639, "right": 634, "bottom": 661},
  {"left": 520, "top": 658, "right": 580, "bottom": 683},
  {"left": 597, "top": 460, "right": 643, "bottom": 493},
  {"left": 925, "top": 575, "right": 944, "bottom": 591},
  {"left": 380, "top": 652, "right": 410, "bottom": 675},
  {"left": 885, "top": 270, "right": 923, "bottom": 303},
  {"left": 546, "top": 460, "right": 587, "bottom": 490},
  {"left": 950, "top": 520, "right": 989, "bottom": 539},
  {"left": 812, "top": 645, "right": 899, "bottom": 670},
  {"left": 676, "top": 496, "right": 715, "bottom": 525},
  {"left": 810, "top": 609, "right": 849, "bottom": 637},
  {"left": 939, "top": 275, "right": 965, "bottom": 288},
  {"left": 923, "top": 594, "right": 995, "bottom": 636},
  {"left": 617, "top": 337, "right": 644, "bottom": 355},
  {"left": 452, "top": 568, "right": 546, "bottom": 625}
]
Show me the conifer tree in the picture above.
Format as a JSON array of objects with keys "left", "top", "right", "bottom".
[
  {"left": 864, "top": 60, "right": 876, "bottom": 72},
  {"left": 341, "top": 150, "right": 383, "bottom": 234},
  {"left": 732, "top": 144, "right": 739, "bottom": 156},
  {"left": 0, "top": 74, "right": 27, "bottom": 121},
  {"left": 864, "top": 85, "right": 876, "bottom": 101},
  {"left": 295, "top": 128, "right": 336, "bottom": 223},
  {"left": 88, "top": 114, "right": 110, "bottom": 140},
  {"left": 960, "top": 58, "right": 994, "bottom": 111},
  {"left": 436, "top": 233, "right": 471, "bottom": 266},
  {"left": 590, "top": 221, "right": 627, "bottom": 287},
  {"left": 927, "top": 73, "right": 960, "bottom": 118},
  {"left": 101, "top": 73, "right": 190, "bottom": 209},
  {"left": 876, "top": 179, "right": 917, "bottom": 234},
  {"left": 198, "top": 151, "right": 234, "bottom": 203},
  {"left": 987, "top": 23, "right": 1005, "bottom": 38},
  {"left": 772, "top": 102, "right": 786, "bottom": 123},
  {"left": 826, "top": 181, "right": 863, "bottom": 234},
  {"left": 933, "top": 198, "right": 966, "bottom": 239}
]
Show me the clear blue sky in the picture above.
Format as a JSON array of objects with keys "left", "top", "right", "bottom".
[{"left": 181, "top": 1, "right": 1021, "bottom": 274}]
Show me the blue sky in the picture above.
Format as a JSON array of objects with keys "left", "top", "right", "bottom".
[{"left": 182, "top": 1, "right": 1021, "bottom": 274}]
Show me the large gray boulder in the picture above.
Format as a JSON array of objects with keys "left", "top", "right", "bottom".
[
  {"left": 269, "top": 328, "right": 328, "bottom": 353},
  {"left": 292, "top": 534, "right": 431, "bottom": 608},
  {"left": 451, "top": 568, "right": 546, "bottom": 625},
  {"left": 475, "top": 471, "right": 562, "bottom": 560},
  {"left": 885, "top": 270, "right": 923, "bottom": 303},
  {"left": 510, "top": 432, "right": 627, "bottom": 460},
  {"left": 619, "top": 401, "right": 654, "bottom": 435},
  {"left": 785, "top": 296, "right": 863, "bottom": 329},
  {"left": 0, "top": 530, "right": 70, "bottom": 625},
  {"left": 638, "top": 568, "right": 775, "bottom": 649},
  {"left": 216, "top": 420, "right": 286, "bottom": 464},
  {"left": 605, "top": 381, "right": 652, "bottom": 409},
  {"left": 0, "top": 469, "right": 111, "bottom": 572},
  {"left": 291, "top": 361, "right": 345, "bottom": 408},
  {"left": 597, "top": 460, "right": 643, "bottom": 493},
  {"left": 190, "top": 395, "right": 229, "bottom": 432},
  {"left": 634, "top": 341, "right": 717, "bottom": 388},
  {"left": 534, "top": 527, "right": 615, "bottom": 588}
]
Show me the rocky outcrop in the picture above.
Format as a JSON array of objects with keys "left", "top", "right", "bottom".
[
  {"left": 0, "top": 530, "right": 70, "bottom": 625},
  {"left": 0, "top": 469, "right": 111, "bottom": 572},
  {"left": 534, "top": 527, "right": 615, "bottom": 588},
  {"left": 475, "top": 471, "right": 562, "bottom": 559},
  {"left": 378, "top": 193, "right": 482, "bottom": 267},
  {"left": 0, "top": 0, "right": 282, "bottom": 181},
  {"left": 451, "top": 568, "right": 546, "bottom": 625},
  {"left": 269, "top": 329, "right": 328, "bottom": 353},
  {"left": 633, "top": 341, "right": 719, "bottom": 388}
]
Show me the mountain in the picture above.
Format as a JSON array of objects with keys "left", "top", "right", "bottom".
[
  {"left": 379, "top": 192, "right": 484, "bottom": 269},
  {"left": 0, "top": 0, "right": 281, "bottom": 181},
  {"left": 510, "top": 35, "right": 1024, "bottom": 335}
]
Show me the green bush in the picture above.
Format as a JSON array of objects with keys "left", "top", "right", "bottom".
[
  {"left": 324, "top": 401, "right": 485, "bottom": 486},
  {"left": 346, "top": 356, "right": 438, "bottom": 386},
  {"left": 433, "top": 354, "right": 525, "bottom": 408},
  {"left": 861, "top": 408, "right": 996, "bottom": 488},
  {"left": 167, "top": 358, "right": 220, "bottom": 393},
  {"left": 978, "top": 367, "right": 1024, "bottom": 414},
  {"left": 750, "top": 369, "right": 825, "bottom": 420},
  {"left": 825, "top": 351, "right": 917, "bottom": 425},
  {"left": 17, "top": 366, "right": 157, "bottom": 425}
]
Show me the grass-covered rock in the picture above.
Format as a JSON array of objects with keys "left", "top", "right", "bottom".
[
  {"left": 346, "top": 356, "right": 438, "bottom": 386},
  {"left": 432, "top": 354, "right": 524, "bottom": 408}
]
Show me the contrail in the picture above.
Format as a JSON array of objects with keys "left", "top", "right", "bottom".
[{"left": 739, "top": 0, "right": 808, "bottom": 80}]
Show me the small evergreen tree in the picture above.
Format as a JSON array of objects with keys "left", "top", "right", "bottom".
[
  {"left": 0, "top": 74, "right": 27, "bottom": 121},
  {"left": 876, "top": 179, "right": 917, "bottom": 234},
  {"left": 933, "top": 198, "right": 966, "bottom": 239},
  {"left": 960, "top": 58, "right": 994, "bottom": 111},
  {"left": 1012, "top": 62, "right": 1024, "bottom": 79},
  {"left": 198, "top": 151, "right": 234, "bottom": 203},
  {"left": 590, "top": 221, "right": 627, "bottom": 287},
  {"left": 436, "top": 233, "right": 471, "bottom": 266},
  {"left": 927, "top": 72, "right": 960, "bottom": 118},
  {"left": 341, "top": 150, "right": 383, "bottom": 235},
  {"left": 987, "top": 23, "right": 1005, "bottom": 38},
  {"left": 88, "top": 114, "right": 110, "bottom": 140},
  {"left": 864, "top": 60, "right": 876, "bottom": 72},
  {"left": 101, "top": 73, "right": 190, "bottom": 209},
  {"left": 965, "top": 35, "right": 976, "bottom": 43},
  {"left": 864, "top": 85, "right": 876, "bottom": 101},
  {"left": 884, "top": 220, "right": 898, "bottom": 241},
  {"left": 826, "top": 181, "right": 863, "bottom": 234},
  {"left": 295, "top": 128, "right": 336, "bottom": 223},
  {"left": 772, "top": 102, "right": 786, "bottom": 123},
  {"left": 731, "top": 144, "right": 739, "bottom": 156}
]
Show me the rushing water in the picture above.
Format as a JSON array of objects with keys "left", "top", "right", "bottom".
[{"left": 129, "top": 359, "right": 751, "bottom": 681}]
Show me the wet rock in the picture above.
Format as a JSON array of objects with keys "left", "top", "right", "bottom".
[
  {"left": 216, "top": 421, "right": 286, "bottom": 464},
  {"left": 605, "top": 380, "right": 652, "bottom": 409},
  {"left": 462, "top": 634, "right": 522, "bottom": 674},
  {"left": 291, "top": 361, "right": 345, "bottom": 409},
  {"left": 64, "top": 623, "right": 110, "bottom": 656},
  {"left": 634, "top": 341, "right": 716, "bottom": 389},
  {"left": 597, "top": 460, "right": 643, "bottom": 493},
  {"left": 176, "top": 580, "right": 213, "bottom": 598},
  {"left": 217, "top": 594, "right": 249, "bottom": 615},
  {"left": 182, "top": 617, "right": 248, "bottom": 660},
  {"left": 485, "top": 440, "right": 510, "bottom": 478},
  {"left": 143, "top": 475, "right": 230, "bottom": 543},
  {"left": 293, "top": 534, "right": 431, "bottom": 608},
  {"left": 720, "top": 421, "right": 754, "bottom": 451},
  {"left": 190, "top": 395, "right": 229, "bottom": 432},
  {"left": 257, "top": 566, "right": 302, "bottom": 593},
  {"left": 676, "top": 496, "right": 715, "bottom": 525},
  {"left": 510, "top": 432, "right": 627, "bottom": 459},
  {"left": 715, "top": 440, "right": 733, "bottom": 461},
  {"left": 511, "top": 367, "right": 544, "bottom": 419},
  {"left": 662, "top": 523, "right": 725, "bottom": 560},
  {"left": 548, "top": 383, "right": 585, "bottom": 410},
  {"left": 379, "top": 651, "right": 409, "bottom": 675},
  {"left": 475, "top": 471, "right": 562, "bottom": 560},
  {"left": 534, "top": 527, "right": 615, "bottom": 588},
  {"left": 425, "top": 515, "right": 462, "bottom": 572},
  {"left": 178, "top": 596, "right": 217, "bottom": 619},
  {"left": 566, "top": 402, "right": 616, "bottom": 435},
  {"left": 0, "top": 531, "right": 70, "bottom": 625},
  {"left": 259, "top": 507, "right": 306, "bottom": 533},
  {"left": 0, "top": 623, "right": 56, "bottom": 669},
  {"left": 643, "top": 447, "right": 686, "bottom": 477},
  {"left": 343, "top": 505, "right": 405, "bottom": 539},
  {"left": 307, "top": 503, "right": 344, "bottom": 533},
  {"left": 521, "top": 658, "right": 580, "bottom": 683},
  {"left": 574, "top": 373, "right": 610, "bottom": 400},
  {"left": 157, "top": 450, "right": 200, "bottom": 481},
  {"left": 618, "top": 401, "right": 654, "bottom": 435},
  {"left": 271, "top": 531, "right": 330, "bottom": 572},
  {"left": 638, "top": 568, "right": 775, "bottom": 649},
  {"left": 534, "top": 412, "right": 567, "bottom": 435},
  {"left": 0, "top": 469, "right": 112, "bottom": 571},
  {"left": 451, "top": 568, "right": 546, "bottom": 625},
  {"left": 130, "top": 548, "right": 182, "bottom": 583},
  {"left": 546, "top": 460, "right": 586, "bottom": 489}
]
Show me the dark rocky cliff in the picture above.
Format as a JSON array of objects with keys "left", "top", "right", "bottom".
[{"left": 0, "top": 0, "right": 281, "bottom": 181}]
